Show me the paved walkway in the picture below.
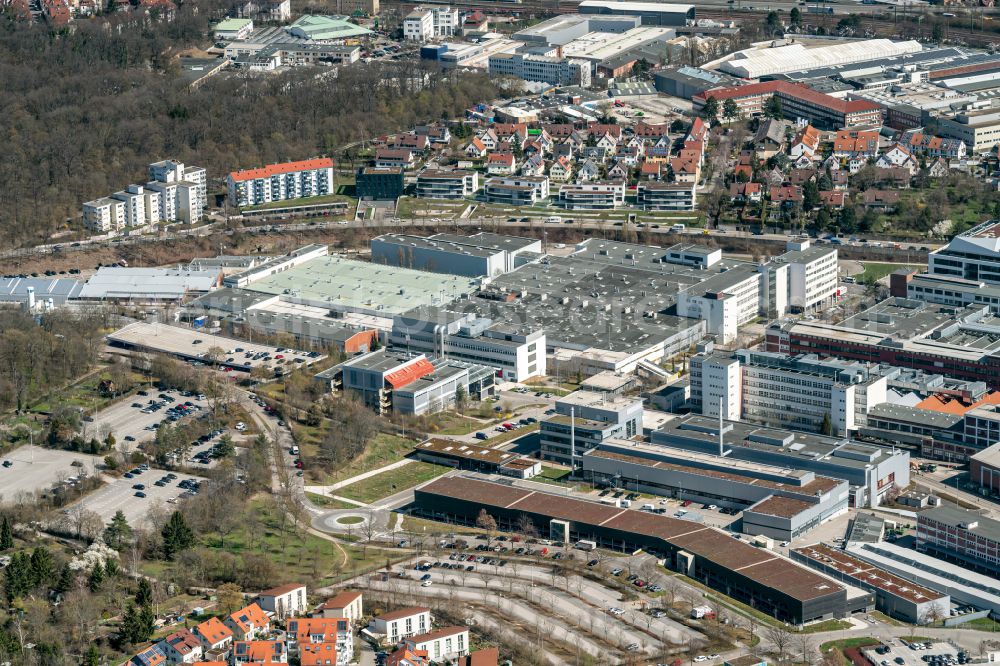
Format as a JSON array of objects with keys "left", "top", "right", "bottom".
[{"left": 305, "top": 457, "right": 414, "bottom": 495}]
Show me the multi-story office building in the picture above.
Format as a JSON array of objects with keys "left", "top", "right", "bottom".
[
  {"left": 539, "top": 389, "right": 643, "bottom": 466},
  {"left": 488, "top": 53, "right": 592, "bottom": 87},
  {"left": 903, "top": 272, "right": 1000, "bottom": 314},
  {"left": 689, "top": 348, "right": 889, "bottom": 434},
  {"left": 390, "top": 306, "right": 545, "bottom": 381},
  {"left": 484, "top": 176, "right": 549, "bottom": 205},
  {"left": 970, "top": 443, "right": 1000, "bottom": 494},
  {"left": 415, "top": 170, "right": 479, "bottom": 199},
  {"left": 356, "top": 167, "right": 404, "bottom": 201},
  {"left": 775, "top": 241, "right": 839, "bottom": 310},
  {"left": 936, "top": 108, "right": 1000, "bottom": 154},
  {"left": 650, "top": 415, "right": 910, "bottom": 507},
  {"left": 227, "top": 158, "right": 335, "bottom": 208},
  {"left": 917, "top": 503, "right": 1000, "bottom": 575},
  {"left": 557, "top": 181, "right": 626, "bottom": 210},
  {"left": 928, "top": 220, "right": 1000, "bottom": 285},
  {"left": 676, "top": 265, "right": 771, "bottom": 343},
  {"left": 636, "top": 182, "right": 696, "bottom": 211}
]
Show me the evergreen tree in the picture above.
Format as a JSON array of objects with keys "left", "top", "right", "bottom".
[
  {"left": 790, "top": 6, "right": 802, "bottom": 26},
  {"left": 4, "top": 552, "right": 34, "bottom": 600},
  {"left": 30, "top": 547, "right": 53, "bottom": 586},
  {"left": 104, "top": 558, "right": 120, "bottom": 578},
  {"left": 766, "top": 95, "right": 784, "bottom": 120},
  {"left": 215, "top": 435, "right": 235, "bottom": 459},
  {"left": 135, "top": 578, "right": 153, "bottom": 606},
  {"left": 137, "top": 603, "right": 156, "bottom": 641},
  {"left": 0, "top": 516, "right": 13, "bottom": 551},
  {"left": 103, "top": 510, "right": 133, "bottom": 550},
  {"left": 120, "top": 603, "right": 139, "bottom": 645},
  {"left": 55, "top": 563, "right": 74, "bottom": 594},
  {"left": 161, "top": 511, "right": 195, "bottom": 560},
  {"left": 803, "top": 180, "right": 821, "bottom": 211},
  {"left": 84, "top": 645, "right": 100, "bottom": 666},
  {"left": 701, "top": 96, "right": 719, "bottom": 122},
  {"left": 88, "top": 563, "right": 104, "bottom": 592}
]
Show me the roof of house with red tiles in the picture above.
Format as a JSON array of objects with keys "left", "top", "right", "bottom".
[
  {"left": 300, "top": 643, "right": 339, "bottom": 666},
  {"left": 319, "top": 590, "right": 362, "bottom": 610},
  {"left": 228, "top": 604, "right": 270, "bottom": 633},
  {"left": 377, "top": 606, "right": 431, "bottom": 622},
  {"left": 229, "top": 159, "right": 334, "bottom": 183},
  {"left": 163, "top": 629, "right": 203, "bottom": 656},
  {"left": 486, "top": 153, "right": 515, "bottom": 165},
  {"left": 195, "top": 617, "right": 233, "bottom": 645},
  {"left": 834, "top": 130, "right": 879, "bottom": 154}
]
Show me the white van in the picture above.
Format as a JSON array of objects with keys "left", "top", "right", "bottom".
[
  {"left": 670, "top": 223, "right": 686, "bottom": 232},
  {"left": 641, "top": 503, "right": 655, "bottom": 512},
  {"left": 620, "top": 499, "right": 632, "bottom": 508},
  {"left": 546, "top": 216, "right": 562, "bottom": 224},
  {"left": 290, "top": 445, "right": 299, "bottom": 455}
]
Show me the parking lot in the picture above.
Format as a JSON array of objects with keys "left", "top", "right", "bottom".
[
  {"left": 863, "top": 640, "right": 968, "bottom": 666},
  {"left": 88, "top": 389, "right": 210, "bottom": 449},
  {"left": 0, "top": 446, "right": 104, "bottom": 504},
  {"left": 108, "top": 321, "right": 325, "bottom": 375},
  {"left": 74, "top": 466, "right": 208, "bottom": 526}
]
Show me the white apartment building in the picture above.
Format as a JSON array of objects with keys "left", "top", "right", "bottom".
[
  {"left": 370, "top": 607, "right": 431, "bottom": 643},
  {"left": 690, "top": 348, "right": 889, "bottom": 435},
  {"left": 82, "top": 197, "right": 126, "bottom": 233},
  {"left": 403, "top": 6, "right": 458, "bottom": 41},
  {"left": 484, "top": 176, "right": 550, "bottom": 206},
  {"left": 557, "top": 181, "right": 626, "bottom": 210},
  {"left": 404, "top": 627, "right": 469, "bottom": 663},
  {"left": 415, "top": 170, "right": 479, "bottom": 199},
  {"left": 256, "top": 583, "right": 308, "bottom": 619},
  {"left": 82, "top": 160, "right": 206, "bottom": 233},
  {"left": 227, "top": 158, "right": 336, "bottom": 208},
  {"left": 111, "top": 184, "right": 147, "bottom": 228}
]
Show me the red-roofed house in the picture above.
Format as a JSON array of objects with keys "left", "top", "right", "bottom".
[
  {"left": 314, "top": 591, "right": 363, "bottom": 623},
  {"left": 193, "top": 617, "right": 234, "bottom": 658},
  {"left": 730, "top": 181, "right": 762, "bottom": 203},
  {"left": 790, "top": 125, "right": 821, "bottom": 161},
  {"left": 770, "top": 185, "right": 803, "bottom": 204},
  {"left": 370, "top": 607, "right": 431, "bottom": 644},
  {"left": 232, "top": 640, "right": 287, "bottom": 665},
  {"left": 635, "top": 122, "right": 669, "bottom": 140},
  {"left": 819, "top": 191, "right": 845, "bottom": 209},
  {"left": 256, "top": 583, "right": 308, "bottom": 619},
  {"left": 639, "top": 161, "right": 661, "bottom": 180},
  {"left": 130, "top": 645, "right": 167, "bottom": 666},
  {"left": 686, "top": 117, "right": 708, "bottom": 143},
  {"left": 225, "top": 604, "right": 271, "bottom": 641},
  {"left": 300, "top": 643, "right": 339, "bottom": 666},
  {"left": 374, "top": 148, "right": 416, "bottom": 170},
  {"left": 386, "top": 646, "right": 430, "bottom": 666},
  {"left": 160, "top": 629, "right": 205, "bottom": 664},
  {"left": 549, "top": 156, "right": 573, "bottom": 182},
  {"left": 670, "top": 158, "right": 700, "bottom": 184},
  {"left": 833, "top": 130, "right": 880, "bottom": 159},
  {"left": 465, "top": 138, "right": 487, "bottom": 158},
  {"left": 486, "top": 152, "right": 516, "bottom": 175},
  {"left": 287, "top": 618, "right": 351, "bottom": 664}
]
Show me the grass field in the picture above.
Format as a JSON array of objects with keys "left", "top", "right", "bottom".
[
  {"left": 178, "top": 498, "right": 387, "bottom": 585},
  {"left": 820, "top": 637, "right": 881, "bottom": 666},
  {"left": 425, "top": 413, "right": 485, "bottom": 436},
  {"left": 306, "top": 432, "right": 417, "bottom": 485},
  {"left": 335, "top": 460, "right": 449, "bottom": 504},
  {"left": 305, "top": 492, "right": 360, "bottom": 510},
  {"left": 856, "top": 262, "right": 923, "bottom": 284}
]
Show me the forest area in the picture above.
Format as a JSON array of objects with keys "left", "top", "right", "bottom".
[{"left": 0, "top": 4, "right": 500, "bottom": 247}]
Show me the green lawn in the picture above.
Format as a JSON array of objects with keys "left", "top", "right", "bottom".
[
  {"left": 856, "top": 262, "right": 923, "bottom": 284},
  {"left": 424, "top": 413, "right": 484, "bottom": 436},
  {"left": 538, "top": 466, "right": 571, "bottom": 482},
  {"left": 820, "top": 637, "right": 881, "bottom": 665},
  {"left": 305, "top": 492, "right": 360, "bottom": 510},
  {"left": 335, "top": 460, "right": 449, "bottom": 504},
  {"left": 173, "top": 498, "right": 388, "bottom": 585},
  {"left": 952, "top": 616, "right": 1000, "bottom": 632},
  {"left": 241, "top": 193, "right": 354, "bottom": 212},
  {"left": 306, "top": 432, "right": 417, "bottom": 485}
]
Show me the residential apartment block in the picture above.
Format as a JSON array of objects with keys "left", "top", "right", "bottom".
[
  {"left": 369, "top": 607, "right": 432, "bottom": 643},
  {"left": 557, "top": 181, "right": 626, "bottom": 210},
  {"left": 484, "top": 176, "right": 550, "bottom": 205},
  {"left": 636, "top": 181, "right": 696, "bottom": 211},
  {"left": 227, "top": 158, "right": 335, "bottom": 208},
  {"left": 83, "top": 160, "right": 205, "bottom": 233},
  {"left": 404, "top": 627, "right": 469, "bottom": 663},
  {"left": 415, "top": 170, "right": 479, "bottom": 199}
]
